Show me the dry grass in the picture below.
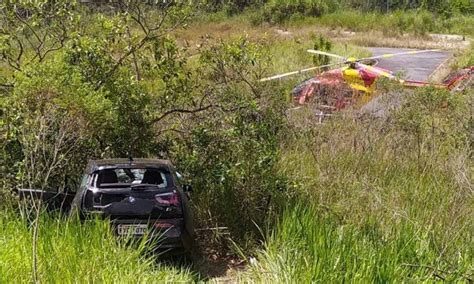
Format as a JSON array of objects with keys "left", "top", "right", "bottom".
[
  {"left": 176, "top": 13, "right": 471, "bottom": 50},
  {"left": 346, "top": 31, "right": 470, "bottom": 50}
]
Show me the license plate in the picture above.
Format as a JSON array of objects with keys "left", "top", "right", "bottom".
[{"left": 117, "top": 224, "right": 148, "bottom": 236}]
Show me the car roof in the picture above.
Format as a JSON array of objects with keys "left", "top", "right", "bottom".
[{"left": 86, "top": 158, "right": 173, "bottom": 173}]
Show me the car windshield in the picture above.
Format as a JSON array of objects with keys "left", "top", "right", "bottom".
[{"left": 95, "top": 168, "right": 171, "bottom": 188}]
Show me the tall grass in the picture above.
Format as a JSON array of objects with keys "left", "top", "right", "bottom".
[
  {"left": 0, "top": 208, "right": 195, "bottom": 282},
  {"left": 314, "top": 11, "right": 474, "bottom": 36},
  {"left": 305, "top": 10, "right": 474, "bottom": 36},
  {"left": 241, "top": 8, "right": 474, "bottom": 37},
  {"left": 453, "top": 43, "right": 474, "bottom": 68},
  {"left": 244, "top": 202, "right": 472, "bottom": 282},
  {"left": 241, "top": 87, "right": 473, "bottom": 281}
]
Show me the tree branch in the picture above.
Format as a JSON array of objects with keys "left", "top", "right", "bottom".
[{"left": 152, "top": 104, "right": 215, "bottom": 124}]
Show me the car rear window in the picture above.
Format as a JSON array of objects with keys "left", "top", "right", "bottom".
[{"left": 95, "top": 168, "right": 172, "bottom": 188}]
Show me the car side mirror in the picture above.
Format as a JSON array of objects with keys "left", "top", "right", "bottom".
[{"left": 183, "top": 184, "right": 193, "bottom": 193}]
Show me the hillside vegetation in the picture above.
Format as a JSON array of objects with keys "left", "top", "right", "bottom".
[
  {"left": 241, "top": 87, "right": 473, "bottom": 281},
  {"left": 202, "top": 0, "right": 474, "bottom": 36},
  {"left": 1, "top": 1, "right": 472, "bottom": 282}
]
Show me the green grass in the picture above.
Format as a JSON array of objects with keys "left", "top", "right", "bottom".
[
  {"left": 0, "top": 209, "right": 195, "bottom": 282},
  {"left": 272, "top": 6, "right": 474, "bottom": 37},
  {"left": 294, "top": 10, "right": 474, "bottom": 37},
  {"left": 452, "top": 43, "right": 474, "bottom": 68},
  {"left": 201, "top": 8, "right": 474, "bottom": 38},
  {"left": 2, "top": 7, "right": 472, "bottom": 281},
  {"left": 243, "top": 202, "right": 472, "bottom": 282},
  {"left": 241, "top": 145, "right": 473, "bottom": 281}
]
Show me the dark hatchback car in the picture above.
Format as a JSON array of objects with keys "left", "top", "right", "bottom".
[{"left": 20, "top": 158, "right": 195, "bottom": 252}]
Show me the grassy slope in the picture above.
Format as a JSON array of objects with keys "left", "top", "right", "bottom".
[
  {"left": 0, "top": 209, "right": 194, "bottom": 282},
  {"left": 239, "top": 87, "right": 473, "bottom": 280}
]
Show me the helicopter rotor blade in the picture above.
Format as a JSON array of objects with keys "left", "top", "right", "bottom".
[
  {"left": 259, "top": 63, "right": 341, "bottom": 82},
  {"left": 357, "top": 62, "right": 404, "bottom": 83},
  {"left": 307, "top": 49, "right": 346, "bottom": 60},
  {"left": 359, "top": 49, "right": 441, "bottom": 61}
]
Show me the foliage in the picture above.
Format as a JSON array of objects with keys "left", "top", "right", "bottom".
[
  {"left": 1, "top": 1, "right": 472, "bottom": 281},
  {"left": 202, "top": 0, "right": 266, "bottom": 14},
  {"left": 395, "top": 87, "right": 469, "bottom": 159},
  {"left": 272, "top": 9, "right": 474, "bottom": 36},
  {"left": 453, "top": 44, "right": 474, "bottom": 68},
  {"left": 348, "top": 0, "right": 473, "bottom": 15},
  {"left": 204, "top": 0, "right": 473, "bottom": 17},
  {"left": 167, "top": 38, "right": 288, "bottom": 244},
  {"left": 1, "top": 1, "right": 289, "bottom": 248},
  {"left": 2, "top": 55, "right": 113, "bottom": 190},
  {"left": 258, "top": 0, "right": 340, "bottom": 24},
  {"left": 1, "top": 1, "right": 196, "bottom": 191},
  {"left": 2, "top": 48, "right": 158, "bottom": 190},
  {"left": 311, "top": 35, "right": 332, "bottom": 66},
  {"left": 208, "top": 1, "right": 473, "bottom": 37},
  {"left": 0, "top": 0, "right": 78, "bottom": 73}
]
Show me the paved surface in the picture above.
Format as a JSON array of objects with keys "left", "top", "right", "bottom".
[
  {"left": 367, "top": 47, "right": 451, "bottom": 81},
  {"left": 360, "top": 47, "right": 451, "bottom": 117}
]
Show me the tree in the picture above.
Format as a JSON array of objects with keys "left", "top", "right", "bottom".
[{"left": 0, "top": 1, "right": 77, "bottom": 73}]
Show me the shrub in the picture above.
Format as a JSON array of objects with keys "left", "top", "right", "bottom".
[
  {"left": 261, "top": 0, "right": 340, "bottom": 24},
  {"left": 168, "top": 38, "right": 290, "bottom": 245}
]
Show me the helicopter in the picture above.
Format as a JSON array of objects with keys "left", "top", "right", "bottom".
[{"left": 260, "top": 49, "right": 473, "bottom": 110}]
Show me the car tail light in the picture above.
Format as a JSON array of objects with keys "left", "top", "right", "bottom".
[
  {"left": 155, "top": 190, "right": 180, "bottom": 206},
  {"left": 154, "top": 222, "right": 174, "bottom": 229}
]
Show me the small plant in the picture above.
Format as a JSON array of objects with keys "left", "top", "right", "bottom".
[{"left": 311, "top": 35, "right": 332, "bottom": 66}]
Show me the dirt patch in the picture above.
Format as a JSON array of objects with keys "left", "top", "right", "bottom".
[{"left": 345, "top": 31, "right": 470, "bottom": 50}]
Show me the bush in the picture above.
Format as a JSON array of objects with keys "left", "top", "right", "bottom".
[
  {"left": 201, "top": 0, "right": 266, "bottom": 14},
  {"left": 168, "top": 38, "right": 290, "bottom": 245},
  {"left": 2, "top": 54, "right": 116, "bottom": 191},
  {"left": 261, "top": 0, "right": 340, "bottom": 24},
  {"left": 2, "top": 45, "right": 158, "bottom": 192}
]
